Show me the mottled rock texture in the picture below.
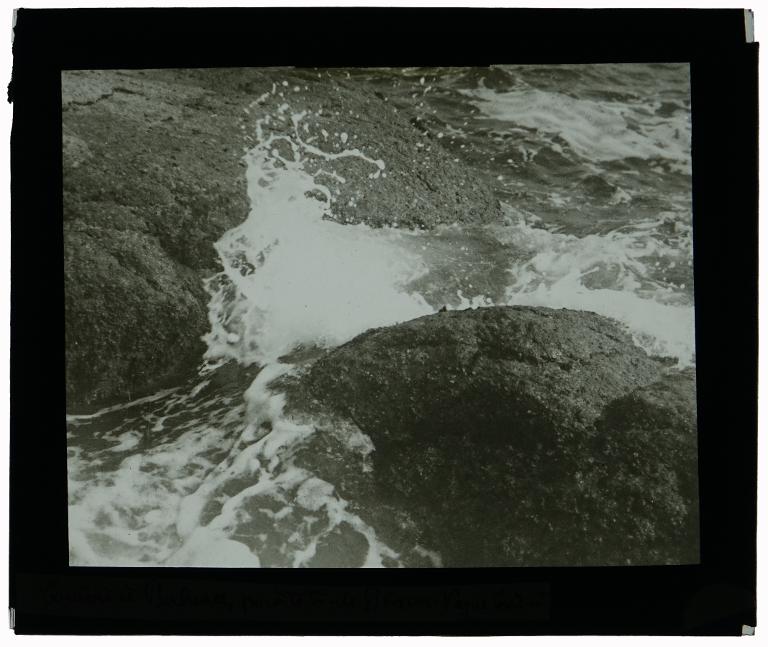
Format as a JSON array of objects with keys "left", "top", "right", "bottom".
[
  {"left": 63, "top": 68, "right": 502, "bottom": 408},
  {"left": 288, "top": 306, "right": 699, "bottom": 566},
  {"left": 588, "top": 367, "right": 699, "bottom": 565}
]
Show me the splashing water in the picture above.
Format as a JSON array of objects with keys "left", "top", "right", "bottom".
[
  {"left": 205, "top": 104, "right": 695, "bottom": 371},
  {"left": 68, "top": 106, "right": 440, "bottom": 567},
  {"left": 463, "top": 84, "right": 692, "bottom": 172},
  {"left": 67, "top": 372, "right": 397, "bottom": 567},
  {"left": 495, "top": 206, "right": 695, "bottom": 366},
  {"left": 203, "top": 110, "right": 432, "bottom": 367},
  {"left": 67, "top": 66, "right": 695, "bottom": 567}
]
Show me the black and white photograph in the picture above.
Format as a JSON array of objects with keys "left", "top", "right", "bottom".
[{"left": 62, "top": 63, "right": 700, "bottom": 569}]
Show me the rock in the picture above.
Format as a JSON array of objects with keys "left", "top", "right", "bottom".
[
  {"left": 63, "top": 70, "right": 252, "bottom": 271},
  {"left": 288, "top": 306, "right": 696, "bottom": 566},
  {"left": 64, "top": 222, "right": 206, "bottom": 405},
  {"left": 63, "top": 68, "right": 502, "bottom": 408},
  {"left": 585, "top": 368, "right": 699, "bottom": 565},
  {"left": 296, "top": 306, "right": 663, "bottom": 448},
  {"left": 290, "top": 419, "right": 430, "bottom": 567}
]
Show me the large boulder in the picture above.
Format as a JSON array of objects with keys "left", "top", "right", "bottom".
[
  {"left": 64, "top": 222, "right": 207, "bottom": 403},
  {"left": 288, "top": 306, "right": 698, "bottom": 566},
  {"left": 295, "top": 306, "right": 664, "bottom": 447},
  {"left": 63, "top": 68, "right": 502, "bottom": 408},
  {"left": 585, "top": 368, "right": 699, "bottom": 565}
]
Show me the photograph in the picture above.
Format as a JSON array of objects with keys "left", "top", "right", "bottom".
[{"left": 63, "top": 63, "right": 699, "bottom": 569}]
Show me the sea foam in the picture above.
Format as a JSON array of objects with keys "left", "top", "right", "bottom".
[
  {"left": 204, "top": 111, "right": 432, "bottom": 368},
  {"left": 67, "top": 87, "right": 696, "bottom": 568},
  {"left": 464, "top": 85, "right": 691, "bottom": 172}
]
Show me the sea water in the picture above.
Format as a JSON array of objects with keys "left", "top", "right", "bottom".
[{"left": 67, "top": 64, "right": 694, "bottom": 566}]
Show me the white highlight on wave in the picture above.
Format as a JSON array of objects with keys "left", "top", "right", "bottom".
[
  {"left": 167, "top": 368, "right": 394, "bottom": 568},
  {"left": 464, "top": 84, "right": 691, "bottom": 172},
  {"left": 204, "top": 110, "right": 432, "bottom": 368},
  {"left": 496, "top": 207, "right": 695, "bottom": 366},
  {"left": 68, "top": 389, "right": 248, "bottom": 566},
  {"left": 155, "top": 107, "right": 436, "bottom": 567},
  {"left": 68, "top": 368, "right": 394, "bottom": 567},
  {"left": 204, "top": 101, "right": 695, "bottom": 374}
]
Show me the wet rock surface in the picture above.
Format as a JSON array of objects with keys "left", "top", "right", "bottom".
[
  {"left": 288, "top": 306, "right": 698, "bottom": 566},
  {"left": 63, "top": 68, "right": 502, "bottom": 408}
]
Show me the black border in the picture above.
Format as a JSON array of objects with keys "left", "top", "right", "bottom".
[{"left": 9, "top": 7, "right": 758, "bottom": 635}]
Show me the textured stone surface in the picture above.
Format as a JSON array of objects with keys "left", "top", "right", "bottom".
[
  {"left": 296, "top": 306, "right": 664, "bottom": 448},
  {"left": 288, "top": 306, "right": 698, "bottom": 566},
  {"left": 64, "top": 222, "right": 207, "bottom": 404},
  {"left": 587, "top": 368, "right": 699, "bottom": 565},
  {"left": 63, "top": 68, "right": 502, "bottom": 408}
]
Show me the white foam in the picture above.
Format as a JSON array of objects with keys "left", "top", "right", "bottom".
[
  {"left": 296, "top": 477, "right": 336, "bottom": 512},
  {"left": 165, "top": 527, "right": 262, "bottom": 567},
  {"left": 66, "top": 387, "right": 180, "bottom": 423},
  {"left": 506, "top": 274, "right": 695, "bottom": 365},
  {"left": 497, "top": 208, "right": 696, "bottom": 366},
  {"left": 465, "top": 86, "right": 691, "bottom": 171},
  {"left": 68, "top": 90, "right": 695, "bottom": 569},
  {"left": 109, "top": 431, "right": 141, "bottom": 452},
  {"left": 67, "top": 391, "right": 249, "bottom": 566},
  {"left": 204, "top": 110, "right": 432, "bottom": 367}
]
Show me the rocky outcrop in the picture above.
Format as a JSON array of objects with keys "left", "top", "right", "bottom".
[
  {"left": 294, "top": 306, "right": 664, "bottom": 447},
  {"left": 63, "top": 68, "right": 502, "bottom": 408},
  {"left": 64, "top": 223, "right": 206, "bottom": 404},
  {"left": 587, "top": 368, "right": 699, "bottom": 565},
  {"left": 287, "top": 306, "right": 698, "bottom": 566}
]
